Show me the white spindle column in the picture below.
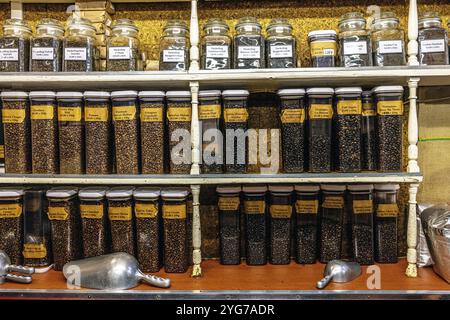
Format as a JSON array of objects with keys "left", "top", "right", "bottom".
[
  {"left": 189, "top": 0, "right": 200, "bottom": 71},
  {"left": 407, "top": 0, "right": 419, "bottom": 66},
  {"left": 190, "top": 184, "right": 202, "bottom": 277}
]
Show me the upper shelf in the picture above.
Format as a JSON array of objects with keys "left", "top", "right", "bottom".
[{"left": 0, "top": 0, "right": 189, "bottom": 3}]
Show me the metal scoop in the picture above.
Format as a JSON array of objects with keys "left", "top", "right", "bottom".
[
  {"left": 0, "top": 250, "right": 35, "bottom": 284},
  {"left": 63, "top": 252, "right": 171, "bottom": 290},
  {"left": 317, "top": 260, "right": 361, "bottom": 289}
]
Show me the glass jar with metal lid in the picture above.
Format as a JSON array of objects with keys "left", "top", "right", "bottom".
[
  {"left": 159, "top": 20, "right": 189, "bottom": 71},
  {"left": 233, "top": 17, "right": 265, "bottom": 69},
  {"left": 308, "top": 30, "right": 337, "bottom": 67},
  {"left": 107, "top": 19, "right": 140, "bottom": 71},
  {"left": 201, "top": 18, "right": 231, "bottom": 70},
  {"left": 266, "top": 18, "right": 297, "bottom": 68},
  {"left": 63, "top": 17, "right": 99, "bottom": 72},
  {"left": 418, "top": 12, "right": 449, "bottom": 65},
  {"left": 30, "top": 18, "right": 64, "bottom": 72},
  {"left": 361, "top": 91, "right": 377, "bottom": 171},
  {"left": 371, "top": 12, "right": 406, "bottom": 66},
  {"left": 338, "top": 12, "right": 372, "bottom": 67},
  {"left": 0, "top": 19, "right": 31, "bottom": 72}
]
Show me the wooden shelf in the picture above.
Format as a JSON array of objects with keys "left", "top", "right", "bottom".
[{"left": 0, "top": 0, "right": 189, "bottom": 3}]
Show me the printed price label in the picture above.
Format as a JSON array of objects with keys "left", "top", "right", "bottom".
[
  {"left": 0, "top": 48, "right": 19, "bottom": 61},
  {"left": 80, "top": 204, "right": 104, "bottom": 219},
  {"left": 108, "top": 47, "right": 131, "bottom": 60},
  {"left": 238, "top": 46, "right": 261, "bottom": 59},
  {"left": 65, "top": 47, "right": 87, "bottom": 61},
  {"left": 85, "top": 107, "right": 108, "bottom": 122},
  {"left": 109, "top": 206, "right": 132, "bottom": 221},
  {"left": 244, "top": 200, "right": 265, "bottom": 214},
  {"left": 0, "top": 203, "right": 22, "bottom": 218},
  {"left": 113, "top": 106, "right": 136, "bottom": 121},
  {"left": 58, "top": 107, "right": 82, "bottom": 121},
  {"left": 270, "top": 45, "right": 293, "bottom": 58},
  {"left": 377, "top": 100, "right": 404, "bottom": 116},
  {"left": 31, "top": 105, "right": 54, "bottom": 120},
  {"left": 309, "top": 104, "right": 333, "bottom": 119},
  {"left": 420, "top": 39, "right": 445, "bottom": 53},
  {"left": 206, "top": 45, "right": 229, "bottom": 58},
  {"left": 2, "top": 109, "right": 26, "bottom": 123},
  {"left": 163, "top": 49, "right": 185, "bottom": 62},
  {"left": 224, "top": 108, "right": 249, "bottom": 122},
  {"left": 337, "top": 100, "right": 362, "bottom": 115},
  {"left": 48, "top": 206, "right": 69, "bottom": 220},
  {"left": 23, "top": 243, "right": 47, "bottom": 259},
  {"left": 353, "top": 200, "right": 373, "bottom": 214},
  {"left": 377, "top": 204, "right": 399, "bottom": 217},
  {"left": 310, "top": 41, "right": 337, "bottom": 57},
  {"left": 163, "top": 204, "right": 186, "bottom": 219},
  {"left": 343, "top": 41, "right": 368, "bottom": 55},
  {"left": 135, "top": 203, "right": 158, "bottom": 218},
  {"left": 323, "top": 196, "right": 344, "bottom": 209},
  {"left": 296, "top": 200, "right": 319, "bottom": 214},
  {"left": 218, "top": 197, "right": 240, "bottom": 211},
  {"left": 378, "top": 40, "right": 403, "bottom": 54},
  {"left": 199, "top": 104, "right": 221, "bottom": 120},
  {"left": 141, "top": 107, "right": 163, "bottom": 122},
  {"left": 32, "top": 47, "right": 54, "bottom": 60},
  {"left": 281, "top": 109, "right": 305, "bottom": 123},
  {"left": 270, "top": 205, "right": 292, "bottom": 218},
  {"left": 167, "top": 107, "right": 192, "bottom": 122}
]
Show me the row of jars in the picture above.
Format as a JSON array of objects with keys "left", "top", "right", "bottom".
[
  {"left": 217, "top": 184, "right": 400, "bottom": 265},
  {"left": 0, "top": 186, "right": 193, "bottom": 273}
]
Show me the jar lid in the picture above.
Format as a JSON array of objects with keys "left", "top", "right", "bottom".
[
  {"left": 138, "top": 91, "right": 165, "bottom": 99},
  {"left": 166, "top": 91, "right": 191, "bottom": 99},
  {"left": 277, "top": 89, "right": 306, "bottom": 97},
  {"left": 320, "top": 184, "right": 346, "bottom": 192},
  {"left": 308, "top": 30, "right": 337, "bottom": 40},
  {"left": 216, "top": 185, "right": 242, "bottom": 194},
  {"left": 374, "top": 184, "right": 400, "bottom": 191},
  {"left": 294, "top": 185, "right": 320, "bottom": 192},
  {"left": 56, "top": 91, "right": 83, "bottom": 99},
  {"left": 67, "top": 17, "right": 96, "bottom": 33},
  {"left": 362, "top": 91, "right": 372, "bottom": 98},
  {"left": 267, "top": 18, "right": 293, "bottom": 33},
  {"left": 419, "top": 12, "right": 442, "bottom": 28},
  {"left": 3, "top": 18, "right": 32, "bottom": 34},
  {"left": 338, "top": 12, "right": 366, "bottom": 30},
  {"left": 29, "top": 91, "right": 56, "bottom": 99},
  {"left": 268, "top": 185, "right": 294, "bottom": 193},
  {"left": 36, "top": 18, "right": 64, "bottom": 33},
  {"left": 199, "top": 90, "right": 221, "bottom": 98},
  {"left": 242, "top": 184, "right": 267, "bottom": 193},
  {"left": 133, "top": 187, "right": 161, "bottom": 200},
  {"left": 0, "top": 188, "right": 25, "bottom": 198},
  {"left": 236, "top": 17, "right": 261, "bottom": 31},
  {"left": 204, "top": 18, "right": 229, "bottom": 32},
  {"left": 46, "top": 187, "right": 78, "bottom": 199},
  {"left": 306, "top": 87, "right": 334, "bottom": 96},
  {"left": 335, "top": 87, "right": 363, "bottom": 95},
  {"left": 164, "top": 20, "right": 189, "bottom": 33},
  {"left": 372, "top": 86, "right": 404, "bottom": 94},
  {"left": 1, "top": 91, "right": 28, "bottom": 99},
  {"left": 112, "top": 18, "right": 139, "bottom": 32},
  {"left": 161, "top": 187, "right": 190, "bottom": 199},
  {"left": 84, "top": 91, "right": 110, "bottom": 99},
  {"left": 78, "top": 187, "right": 108, "bottom": 200},
  {"left": 110, "top": 90, "right": 138, "bottom": 99},
  {"left": 373, "top": 12, "right": 399, "bottom": 25},
  {"left": 347, "top": 184, "right": 374, "bottom": 192},
  {"left": 106, "top": 187, "right": 135, "bottom": 199},
  {"left": 222, "top": 90, "right": 249, "bottom": 98}
]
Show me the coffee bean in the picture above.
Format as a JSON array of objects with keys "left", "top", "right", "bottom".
[
  {"left": 63, "top": 39, "right": 96, "bottom": 72},
  {"left": 309, "top": 135, "right": 331, "bottom": 173},
  {"left": 335, "top": 114, "right": 361, "bottom": 172},
  {"left": 245, "top": 214, "right": 267, "bottom": 265},
  {"left": 0, "top": 200, "right": 23, "bottom": 265},
  {"left": 375, "top": 218, "right": 398, "bottom": 263},
  {"left": 0, "top": 37, "right": 29, "bottom": 72},
  {"left": 164, "top": 218, "right": 188, "bottom": 273},
  {"left": 295, "top": 223, "right": 317, "bottom": 264},
  {"left": 352, "top": 224, "right": 374, "bottom": 265},
  {"left": 80, "top": 200, "right": 110, "bottom": 258},
  {"left": 377, "top": 115, "right": 402, "bottom": 171},
  {"left": 30, "top": 37, "right": 62, "bottom": 72},
  {"left": 108, "top": 199, "right": 135, "bottom": 256},
  {"left": 140, "top": 101, "right": 165, "bottom": 174},
  {"left": 167, "top": 101, "right": 191, "bottom": 174},
  {"left": 107, "top": 47, "right": 139, "bottom": 71}
]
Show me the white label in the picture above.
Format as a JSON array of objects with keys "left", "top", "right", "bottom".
[
  {"left": 163, "top": 49, "right": 185, "bottom": 62},
  {"left": 238, "top": 46, "right": 261, "bottom": 59},
  {"left": 206, "top": 45, "right": 229, "bottom": 58},
  {"left": 65, "top": 48, "right": 87, "bottom": 61},
  {"left": 270, "top": 45, "right": 293, "bottom": 58},
  {"left": 421, "top": 39, "right": 445, "bottom": 53},
  {"left": 108, "top": 47, "right": 130, "bottom": 60},
  {"left": 343, "top": 41, "right": 368, "bottom": 55},
  {"left": 32, "top": 47, "right": 54, "bottom": 60},
  {"left": 378, "top": 40, "right": 403, "bottom": 54},
  {"left": 0, "top": 49, "right": 19, "bottom": 61}
]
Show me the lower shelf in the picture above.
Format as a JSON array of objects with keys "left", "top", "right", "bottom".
[{"left": 0, "top": 259, "right": 448, "bottom": 299}]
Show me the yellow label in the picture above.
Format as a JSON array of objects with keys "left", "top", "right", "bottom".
[
  {"left": 353, "top": 200, "right": 373, "bottom": 214},
  {"left": 377, "top": 203, "right": 399, "bottom": 217},
  {"left": 323, "top": 196, "right": 344, "bottom": 209},
  {"left": 0, "top": 145, "right": 4, "bottom": 159},
  {"left": 109, "top": 206, "right": 132, "bottom": 221},
  {"left": 270, "top": 205, "right": 292, "bottom": 218},
  {"left": 311, "top": 41, "right": 337, "bottom": 57},
  {"left": 362, "top": 103, "right": 376, "bottom": 117},
  {"left": 199, "top": 104, "right": 221, "bottom": 120},
  {"left": 0, "top": 203, "right": 22, "bottom": 218},
  {"left": 337, "top": 100, "right": 362, "bottom": 115},
  {"left": 218, "top": 197, "right": 240, "bottom": 211},
  {"left": 281, "top": 109, "right": 305, "bottom": 123},
  {"left": 23, "top": 243, "right": 47, "bottom": 259},
  {"left": 58, "top": 106, "right": 82, "bottom": 122},
  {"left": 85, "top": 107, "right": 108, "bottom": 122},
  {"left": 2, "top": 109, "right": 26, "bottom": 123},
  {"left": 295, "top": 200, "right": 319, "bottom": 214},
  {"left": 141, "top": 107, "right": 163, "bottom": 122},
  {"left": 48, "top": 206, "right": 69, "bottom": 220},
  {"left": 31, "top": 105, "right": 54, "bottom": 120},
  {"left": 224, "top": 108, "right": 249, "bottom": 123},
  {"left": 80, "top": 204, "right": 104, "bottom": 219},
  {"left": 135, "top": 203, "right": 158, "bottom": 219},
  {"left": 163, "top": 204, "right": 187, "bottom": 219},
  {"left": 113, "top": 106, "right": 136, "bottom": 121},
  {"left": 377, "top": 100, "right": 404, "bottom": 116},
  {"left": 244, "top": 200, "right": 265, "bottom": 214},
  {"left": 309, "top": 104, "right": 333, "bottom": 119},
  {"left": 167, "top": 107, "right": 192, "bottom": 122}
]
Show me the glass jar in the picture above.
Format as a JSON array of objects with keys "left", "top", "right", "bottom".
[
  {"left": 339, "top": 12, "right": 372, "bottom": 67},
  {"left": 306, "top": 88, "right": 334, "bottom": 173},
  {"left": 266, "top": 18, "right": 296, "bottom": 68},
  {"left": 268, "top": 185, "right": 293, "bottom": 265},
  {"left": 308, "top": 30, "right": 337, "bottom": 67},
  {"left": 84, "top": 91, "right": 112, "bottom": 174},
  {"left": 222, "top": 90, "right": 249, "bottom": 173},
  {"left": 107, "top": 19, "right": 140, "bottom": 71},
  {"left": 106, "top": 187, "right": 135, "bottom": 256},
  {"left": 371, "top": 12, "right": 406, "bottom": 66},
  {"left": 63, "top": 17, "right": 99, "bottom": 72},
  {"left": 166, "top": 91, "right": 192, "bottom": 174},
  {"left": 201, "top": 18, "right": 231, "bottom": 70},
  {"left": 243, "top": 185, "right": 267, "bottom": 265},
  {"left": 46, "top": 187, "right": 81, "bottom": 271},
  {"left": 56, "top": 91, "right": 84, "bottom": 174},
  {"left": 233, "top": 17, "right": 265, "bottom": 69},
  {"left": 161, "top": 188, "right": 190, "bottom": 273},
  {"left": 133, "top": 187, "right": 162, "bottom": 272},
  {"left": 0, "top": 19, "right": 31, "bottom": 72},
  {"left": 0, "top": 188, "right": 25, "bottom": 265},
  {"left": 294, "top": 185, "right": 319, "bottom": 264},
  {"left": 373, "top": 86, "right": 404, "bottom": 171},
  {"left": 334, "top": 87, "right": 362, "bottom": 172},
  {"left": 278, "top": 89, "right": 306, "bottom": 173},
  {"left": 418, "top": 12, "right": 449, "bottom": 65},
  {"left": 139, "top": 91, "right": 165, "bottom": 174},
  {"left": 29, "top": 91, "right": 59, "bottom": 174},
  {"left": 374, "top": 184, "right": 400, "bottom": 263},
  {"left": 362, "top": 91, "right": 377, "bottom": 171},
  {"left": 319, "top": 184, "right": 346, "bottom": 263},
  {"left": 30, "top": 19, "right": 64, "bottom": 72},
  {"left": 348, "top": 184, "right": 374, "bottom": 265},
  {"left": 199, "top": 90, "right": 223, "bottom": 173},
  {"left": 79, "top": 187, "right": 109, "bottom": 258},
  {"left": 1, "top": 91, "right": 31, "bottom": 173},
  {"left": 111, "top": 90, "right": 140, "bottom": 174},
  {"left": 159, "top": 20, "right": 189, "bottom": 71}
]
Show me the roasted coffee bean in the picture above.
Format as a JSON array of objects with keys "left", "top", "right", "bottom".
[
  {"left": 136, "top": 216, "right": 161, "bottom": 272},
  {"left": 30, "top": 37, "right": 62, "bottom": 72},
  {"left": 0, "top": 37, "right": 29, "bottom": 72},
  {"left": 267, "top": 38, "right": 296, "bottom": 68},
  {"left": 336, "top": 114, "right": 362, "bottom": 172},
  {"left": 319, "top": 215, "right": 342, "bottom": 263},
  {"left": 0, "top": 211, "right": 23, "bottom": 265},
  {"left": 295, "top": 224, "right": 317, "bottom": 264},
  {"left": 164, "top": 219, "right": 188, "bottom": 273},
  {"left": 160, "top": 40, "right": 189, "bottom": 71},
  {"left": 373, "top": 40, "right": 406, "bottom": 66},
  {"left": 63, "top": 39, "right": 96, "bottom": 72},
  {"left": 377, "top": 115, "right": 402, "bottom": 171},
  {"left": 140, "top": 102, "right": 165, "bottom": 174},
  {"left": 270, "top": 218, "right": 291, "bottom": 264},
  {"left": 220, "top": 211, "right": 240, "bottom": 265},
  {"left": 375, "top": 218, "right": 398, "bottom": 263},
  {"left": 23, "top": 235, "right": 52, "bottom": 267},
  {"left": 362, "top": 115, "right": 378, "bottom": 171},
  {"left": 234, "top": 34, "right": 265, "bottom": 69},
  {"left": 109, "top": 200, "right": 135, "bottom": 256},
  {"left": 309, "top": 135, "right": 331, "bottom": 173},
  {"left": 168, "top": 102, "right": 191, "bottom": 174},
  {"left": 107, "top": 47, "right": 139, "bottom": 71},
  {"left": 246, "top": 214, "right": 266, "bottom": 265},
  {"left": 340, "top": 35, "right": 372, "bottom": 67},
  {"left": 201, "top": 37, "right": 231, "bottom": 70},
  {"left": 81, "top": 201, "right": 109, "bottom": 258},
  {"left": 352, "top": 224, "right": 374, "bottom": 265}
]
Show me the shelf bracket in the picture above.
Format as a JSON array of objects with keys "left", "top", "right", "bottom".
[
  {"left": 189, "top": 0, "right": 200, "bottom": 71},
  {"left": 407, "top": 0, "right": 419, "bottom": 66},
  {"left": 190, "top": 184, "right": 202, "bottom": 277},
  {"left": 10, "top": 1, "right": 23, "bottom": 20}
]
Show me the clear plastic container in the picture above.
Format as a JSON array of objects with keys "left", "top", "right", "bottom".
[
  {"left": 30, "top": 19, "right": 64, "bottom": 72},
  {"left": 0, "top": 18, "right": 31, "bottom": 72},
  {"left": 233, "top": 17, "right": 265, "bottom": 69},
  {"left": 111, "top": 90, "right": 140, "bottom": 174},
  {"left": 373, "top": 86, "right": 404, "bottom": 171},
  {"left": 159, "top": 20, "right": 189, "bottom": 71},
  {"left": 266, "top": 18, "right": 296, "bottom": 68},
  {"left": 107, "top": 19, "right": 140, "bottom": 71},
  {"left": 79, "top": 187, "right": 109, "bottom": 258},
  {"left": 418, "top": 12, "right": 449, "bottom": 65},
  {"left": 243, "top": 185, "right": 267, "bottom": 265},
  {"left": 294, "top": 185, "right": 319, "bottom": 264},
  {"left": 1, "top": 91, "right": 31, "bottom": 173},
  {"left": 29, "top": 91, "right": 59, "bottom": 174},
  {"left": 46, "top": 187, "right": 81, "bottom": 271},
  {"left": 133, "top": 187, "right": 162, "bottom": 273},
  {"left": 308, "top": 30, "right": 337, "bottom": 67},
  {"left": 222, "top": 90, "right": 249, "bottom": 173},
  {"left": 201, "top": 18, "right": 231, "bottom": 70},
  {"left": 56, "top": 91, "right": 84, "bottom": 174},
  {"left": 307, "top": 88, "right": 334, "bottom": 173},
  {"left": 361, "top": 91, "right": 377, "bottom": 171},
  {"left": 374, "top": 184, "right": 399, "bottom": 263}
]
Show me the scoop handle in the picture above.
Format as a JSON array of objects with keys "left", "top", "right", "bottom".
[
  {"left": 317, "top": 274, "right": 333, "bottom": 289},
  {"left": 5, "top": 274, "right": 32, "bottom": 284},
  {"left": 8, "top": 265, "right": 35, "bottom": 275},
  {"left": 140, "top": 273, "right": 171, "bottom": 288}
]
